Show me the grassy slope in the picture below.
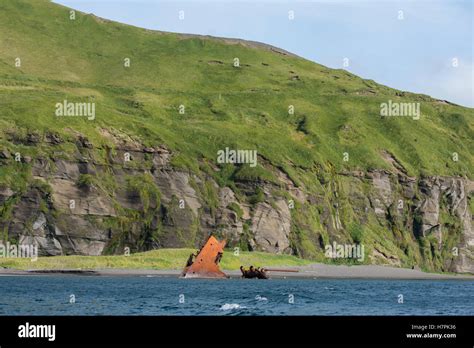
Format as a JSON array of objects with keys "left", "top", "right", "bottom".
[
  {"left": 0, "top": 0, "right": 472, "bottom": 187},
  {"left": 0, "top": 249, "right": 312, "bottom": 270}
]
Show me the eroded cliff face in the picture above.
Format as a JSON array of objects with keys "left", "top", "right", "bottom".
[
  {"left": 0, "top": 131, "right": 472, "bottom": 273},
  {"left": 362, "top": 171, "right": 473, "bottom": 273}
]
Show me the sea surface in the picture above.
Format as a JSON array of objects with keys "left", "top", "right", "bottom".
[{"left": 0, "top": 276, "right": 473, "bottom": 315}]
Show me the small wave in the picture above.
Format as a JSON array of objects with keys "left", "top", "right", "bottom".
[
  {"left": 255, "top": 295, "right": 268, "bottom": 301},
  {"left": 220, "top": 303, "right": 246, "bottom": 311},
  {"left": 324, "top": 287, "right": 335, "bottom": 290}
]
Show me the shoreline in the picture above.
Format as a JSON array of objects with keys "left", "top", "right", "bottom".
[{"left": 1, "top": 263, "right": 473, "bottom": 280}]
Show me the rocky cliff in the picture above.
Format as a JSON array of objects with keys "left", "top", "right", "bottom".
[
  {"left": 1, "top": 129, "right": 472, "bottom": 273},
  {"left": 0, "top": 0, "right": 472, "bottom": 274}
]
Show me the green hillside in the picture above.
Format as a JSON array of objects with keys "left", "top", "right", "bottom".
[
  {"left": 1, "top": 0, "right": 472, "bottom": 183},
  {"left": 0, "top": 0, "right": 473, "bottom": 273}
]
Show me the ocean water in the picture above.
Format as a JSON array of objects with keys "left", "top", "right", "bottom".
[{"left": 0, "top": 276, "right": 473, "bottom": 316}]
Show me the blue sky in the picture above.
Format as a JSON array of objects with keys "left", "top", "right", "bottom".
[{"left": 54, "top": 0, "right": 473, "bottom": 107}]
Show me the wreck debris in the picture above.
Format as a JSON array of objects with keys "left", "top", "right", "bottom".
[{"left": 181, "top": 236, "right": 228, "bottom": 279}]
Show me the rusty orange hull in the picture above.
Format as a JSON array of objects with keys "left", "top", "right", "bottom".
[{"left": 181, "top": 236, "right": 228, "bottom": 279}]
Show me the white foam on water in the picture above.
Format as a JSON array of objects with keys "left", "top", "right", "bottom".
[
  {"left": 255, "top": 295, "right": 268, "bottom": 301},
  {"left": 220, "top": 303, "right": 246, "bottom": 311}
]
